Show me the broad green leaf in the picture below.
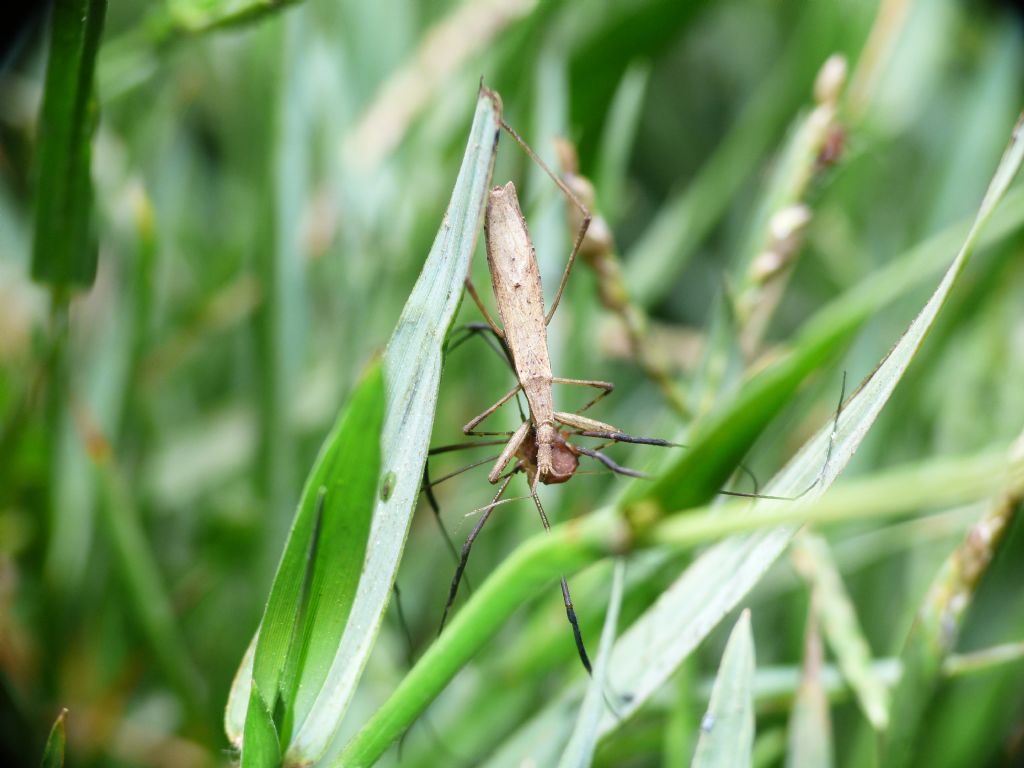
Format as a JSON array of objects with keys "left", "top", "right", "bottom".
[
  {"left": 40, "top": 709, "right": 67, "bottom": 768},
  {"left": 239, "top": 360, "right": 384, "bottom": 763},
  {"left": 225, "top": 88, "right": 502, "bottom": 763},
  {"left": 31, "top": 0, "right": 107, "bottom": 289},
  {"left": 692, "top": 610, "right": 755, "bottom": 768},
  {"left": 557, "top": 560, "right": 626, "bottom": 768}
]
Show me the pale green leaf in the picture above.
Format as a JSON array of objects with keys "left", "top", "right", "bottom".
[{"left": 691, "top": 610, "right": 756, "bottom": 768}]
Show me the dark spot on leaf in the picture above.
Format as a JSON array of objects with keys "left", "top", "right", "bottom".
[{"left": 380, "top": 470, "right": 397, "bottom": 501}]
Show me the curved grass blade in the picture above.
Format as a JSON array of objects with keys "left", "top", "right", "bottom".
[
  {"left": 557, "top": 559, "right": 626, "bottom": 768},
  {"left": 590, "top": 110, "right": 1024, "bottom": 737},
  {"left": 484, "top": 112, "right": 1024, "bottom": 761},
  {"left": 224, "top": 87, "right": 502, "bottom": 763},
  {"left": 692, "top": 610, "right": 756, "bottom": 768},
  {"left": 340, "top": 438, "right": 1024, "bottom": 766},
  {"left": 237, "top": 361, "right": 385, "bottom": 767}
]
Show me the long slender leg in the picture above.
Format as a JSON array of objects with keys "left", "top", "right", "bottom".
[
  {"left": 449, "top": 322, "right": 515, "bottom": 371},
  {"left": 422, "top": 462, "right": 463, "bottom": 565},
  {"left": 530, "top": 489, "right": 592, "bottom": 674},
  {"left": 425, "top": 454, "right": 502, "bottom": 488},
  {"left": 574, "top": 445, "right": 649, "bottom": 479},
  {"left": 430, "top": 438, "right": 511, "bottom": 455},
  {"left": 499, "top": 119, "right": 591, "bottom": 325},
  {"left": 447, "top": 322, "right": 526, "bottom": 421},
  {"left": 438, "top": 474, "right": 514, "bottom": 634},
  {"left": 553, "top": 376, "right": 615, "bottom": 415},
  {"left": 464, "top": 383, "right": 523, "bottom": 435},
  {"left": 464, "top": 277, "right": 504, "bottom": 339},
  {"left": 554, "top": 410, "right": 620, "bottom": 434},
  {"left": 487, "top": 421, "right": 530, "bottom": 484},
  {"left": 577, "top": 429, "right": 680, "bottom": 448}
]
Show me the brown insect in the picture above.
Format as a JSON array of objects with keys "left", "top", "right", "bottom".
[{"left": 426, "top": 114, "right": 674, "bottom": 674}]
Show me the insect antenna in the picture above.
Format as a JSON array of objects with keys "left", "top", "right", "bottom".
[
  {"left": 422, "top": 459, "right": 484, "bottom": 594},
  {"left": 498, "top": 117, "right": 591, "bottom": 324}
]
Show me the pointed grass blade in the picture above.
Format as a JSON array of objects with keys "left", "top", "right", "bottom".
[
  {"left": 224, "top": 87, "right": 502, "bottom": 764},
  {"left": 40, "top": 709, "right": 67, "bottom": 768},
  {"left": 791, "top": 532, "right": 889, "bottom": 730},
  {"left": 692, "top": 611, "right": 756, "bottom": 768}
]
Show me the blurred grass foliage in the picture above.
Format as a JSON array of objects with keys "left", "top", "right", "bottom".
[{"left": 2, "top": 0, "right": 1024, "bottom": 766}]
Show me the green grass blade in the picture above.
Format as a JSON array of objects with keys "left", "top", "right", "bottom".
[
  {"left": 234, "top": 88, "right": 501, "bottom": 763},
  {"left": 627, "top": 112, "right": 1024, "bottom": 517},
  {"left": 691, "top": 610, "right": 756, "bottom": 768},
  {"left": 31, "top": 0, "right": 107, "bottom": 289},
  {"left": 334, "top": 508, "right": 625, "bottom": 767},
  {"left": 592, "top": 111, "right": 1024, "bottom": 737},
  {"left": 238, "top": 361, "right": 385, "bottom": 763},
  {"left": 94, "top": 455, "right": 206, "bottom": 714},
  {"left": 785, "top": 607, "right": 833, "bottom": 768},
  {"left": 557, "top": 559, "right": 626, "bottom": 768},
  {"left": 483, "top": 113, "right": 1024, "bottom": 763},
  {"left": 242, "top": 683, "right": 281, "bottom": 768},
  {"left": 339, "top": 440, "right": 1023, "bottom": 767},
  {"left": 40, "top": 709, "right": 67, "bottom": 768},
  {"left": 791, "top": 532, "right": 889, "bottom": 730},
  {"left": 594, "top": 63, "right": 650, "bottom": 221},
  {"left": 882, "top": 431, "right": 1024, "bottom": 768}
]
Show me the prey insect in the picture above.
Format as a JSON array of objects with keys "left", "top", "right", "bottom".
[{"left": 427, "top": 113, "right": 675, "bottom": 675}]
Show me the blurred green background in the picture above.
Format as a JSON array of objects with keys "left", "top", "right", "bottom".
[{"left": 2, "top": 0, "right": 1024, "bottom": 765}]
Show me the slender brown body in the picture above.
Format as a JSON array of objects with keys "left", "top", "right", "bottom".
[
  {"left": 483, "top": 182, "right": 560, "bottom": 478},
  {"left": 438, "top": 112, "right": 677, "bottom": 676}
]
